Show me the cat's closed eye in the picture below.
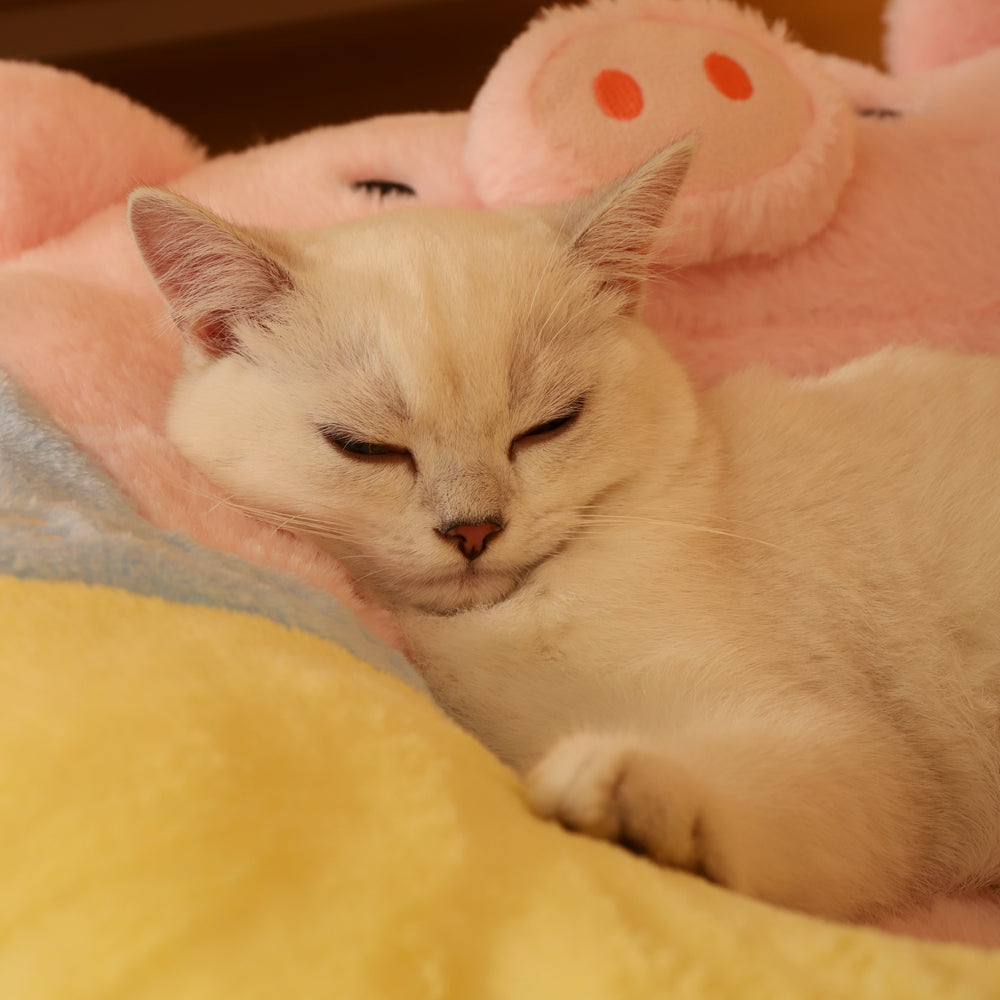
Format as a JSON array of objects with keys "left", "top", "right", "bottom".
[
  {"left": 319, "top": 426, "right": 412, "bottom": 464},
  {"left": 511, "top": 397, "right": 586, "bottom": 454}
]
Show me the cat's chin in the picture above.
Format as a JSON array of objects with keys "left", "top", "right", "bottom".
[
  {"left": 358, "top": 545, "right": 567, "bottom": 616},
  {"left": 388, "top": 566, "right": 528, "bottom": 616}
]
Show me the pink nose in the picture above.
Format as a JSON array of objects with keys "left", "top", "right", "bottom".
[{"left": 440, "top": 521, "right": 503, "bottom": 561}]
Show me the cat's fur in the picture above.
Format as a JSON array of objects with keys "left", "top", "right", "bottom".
[{"left": 129, "top": 142, "right": 1000, "bottom": 921}]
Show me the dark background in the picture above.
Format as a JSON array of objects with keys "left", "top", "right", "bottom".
[{"left": 10, "top": 0, "right": 885, "bottom": 154}]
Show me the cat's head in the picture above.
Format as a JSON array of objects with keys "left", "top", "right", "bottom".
[{"left": 128, "top": 141, "right": 697, "bottom": 614}]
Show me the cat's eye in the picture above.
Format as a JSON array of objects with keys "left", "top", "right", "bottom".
[
  {"left": 320, "top": 427, "right": 411, "bottom": 463},
  {"left": 512, "top": 397, "right": 586, "bottom": 452}
]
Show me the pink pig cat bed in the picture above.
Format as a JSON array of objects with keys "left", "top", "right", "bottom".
[{"left": 3, "top": 0, "right": 1000, "bottom": 994}]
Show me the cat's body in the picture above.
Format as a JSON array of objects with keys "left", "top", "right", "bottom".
[
  {"left": 129, "top": 143, "right": 1000, "bottom": 921},
  {"left": 405, "top": 347, "right": 1000, "bottom": 918}
]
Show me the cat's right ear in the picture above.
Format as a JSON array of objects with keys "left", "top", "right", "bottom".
[
  {"left": 128, "top": 188, "right": 295, "bottom": 359},
  {"left": 546, "top": 138, "right": 695, "bottom": 313}
]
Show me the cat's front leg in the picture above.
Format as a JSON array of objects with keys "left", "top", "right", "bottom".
[
  {"left": 527, "top": 733, "right": 715, "bottom": 877},
  {"left": 526, "top": 723, "right": 932, "bottom": 920}
]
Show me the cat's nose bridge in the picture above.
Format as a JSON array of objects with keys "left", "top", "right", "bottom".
[{"left": 424, "top": 460, "right": 510, "bottom": 540}]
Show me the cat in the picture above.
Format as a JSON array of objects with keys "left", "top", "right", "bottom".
[{"left": 128, "top": 140, "right": 1000, "bottom": 922}]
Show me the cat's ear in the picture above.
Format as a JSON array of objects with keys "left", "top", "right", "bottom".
[
  {"left": 551, "top": 138, "right": 694, "bottom": 312},
  {"left": 128, "top": 188, "right": 295, "bottom": 359}
]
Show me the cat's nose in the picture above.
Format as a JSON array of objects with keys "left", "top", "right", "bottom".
[{"left": 439, "top": 520, "right": 503, "bottom": 561}]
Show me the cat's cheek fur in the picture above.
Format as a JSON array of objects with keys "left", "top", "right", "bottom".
[
  {"left": 168, "top": 362, "right": 315, "bottom": 505},
  {"left": 168, "top": 360, "right": 408, "bottom": 575}
]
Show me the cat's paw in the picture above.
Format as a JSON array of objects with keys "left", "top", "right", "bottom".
[
  {"left": 526, "top": 733, "right": 714, "bottom": 878},
  {"left": 527, "top": 728, "right": 925, "bottom": 919}
]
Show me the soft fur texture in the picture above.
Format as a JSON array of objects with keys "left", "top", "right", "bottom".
[
  {"left": 884, "top": 0, "right": 1000, "bottom": 74},
  {"left": 1, "top": 0, "right": 1000, "bottom": 964},
  {"left": 0, "top": 62, "right": 204, "bottom": 261}
]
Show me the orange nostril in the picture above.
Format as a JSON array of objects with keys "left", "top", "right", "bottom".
[
  {"left": 440, "top": 521, "right": 503, "bottom": 561},
  {"left": 593, "top": 68, "right": 644, "bottom": 121},
  {"left": 703, "top": 52, "right": 753, "bottom": 101}
]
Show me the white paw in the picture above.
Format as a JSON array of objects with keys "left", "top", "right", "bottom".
[
  {"left": 526, "top": 733, "right": 708, "bottom": 874},
  {"left": 526, "top": 733, "right": 634, "bottom": 841}
]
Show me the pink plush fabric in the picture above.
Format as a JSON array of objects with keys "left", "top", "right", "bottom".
[
  {"left": 0, "top": 62, "right": 204, "bottom": 262},
  {"left": 885, "top": 0, "right": 1000, "bottom": 75},
  {"left": 0, "top": 0, "right": 998, "bottom": 947},
  {"left": 647, "top": 44, "right": 1000, "bottom": 385}
]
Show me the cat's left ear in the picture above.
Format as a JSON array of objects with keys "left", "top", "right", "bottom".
[
  {"left": 128, "top": 188, "right": 295, "bottom": 360},
  {"left": 553, "top": 138, "right": 695, "bottom": 311}
]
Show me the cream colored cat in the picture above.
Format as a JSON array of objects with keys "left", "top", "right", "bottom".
[{"left": 128, "top": 142, "right": 1000, "bottom": 921}]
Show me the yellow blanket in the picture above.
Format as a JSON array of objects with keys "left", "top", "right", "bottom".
[{"left": 3, "top": 576, "right": 997, "bottom": 998}]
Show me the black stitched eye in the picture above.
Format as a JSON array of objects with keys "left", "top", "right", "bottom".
[
  {"left": 351, "top": 179, "right": 417, "bottom": 199},
  {"left": 320, "top": 427, "right": 409, "bottom": 461},
  {"left": 855, "top": 107, "right": 903, "bottom": 119}
]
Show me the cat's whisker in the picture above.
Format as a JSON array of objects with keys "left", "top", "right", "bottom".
[
  {"left": 171, "top": 481, "right": 394, "bottom": 554},
  {"left": 575, "top": 512, "right": 786, "bottom": 552},
  {"left": 184, "top": 486, "right": 356, "bottom": 540},
  {"left": 172, "top": 480, "right": 299, "bottom": 532},
  {"left": 577, "top": 502, "right": 769, "bottom": 531}
]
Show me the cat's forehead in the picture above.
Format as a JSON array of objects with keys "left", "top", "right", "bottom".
[
  {"left": 285, "top": 206, "right": 617, "bottom": 430},
  {"left": 299, "top": 206, "right": 606, "bottom": 356},
  {"left": 306, "top": 206, "right": 559, "bottom": 290}
]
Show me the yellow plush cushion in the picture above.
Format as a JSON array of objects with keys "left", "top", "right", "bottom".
[{"left": 1, "top": 576, "right": 997, "bottom": 998}]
